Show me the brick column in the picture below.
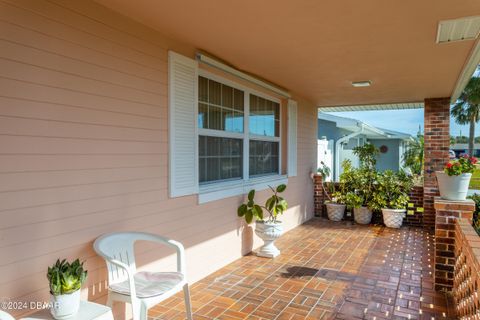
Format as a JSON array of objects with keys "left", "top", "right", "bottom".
[
  {"left": 434, "top": 198, "right": 475, "bottom": 291},
  {"left": 314, "top": 174, "right": 324, "bottom": 217},
  {"left": 423, "top": 98, "right": 450, "bottom": 228}
]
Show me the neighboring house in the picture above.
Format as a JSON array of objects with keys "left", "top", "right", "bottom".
[
  {"left": 451, "top": 143, "right": 480, "bottom": 157},
  {"left": 318, "top": 113, "right": 413, "bottom": 181}
]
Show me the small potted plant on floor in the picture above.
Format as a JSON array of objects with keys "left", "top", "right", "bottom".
[
  {"left": 47, "top": 259, "right": 88, "bottom": 319},
  {"left": 237, "top": 185, "right": 288, "bottom": 258},
  {"left": 318, "top": 161, "right": 346, "bottom": 221},
  {"left": 371, "top": 170, "right": 414, "bottom": 228},
  {"left": 436, "top": 155, "right": 477, "bottom": 201}
]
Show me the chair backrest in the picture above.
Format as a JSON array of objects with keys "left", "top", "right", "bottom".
[{"left": 94, "top": 232, "right": 140, "bottom": 285}]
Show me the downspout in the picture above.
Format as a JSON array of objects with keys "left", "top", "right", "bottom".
[{"left": 334, "top": 125, "right": 365, "bottom": 181}]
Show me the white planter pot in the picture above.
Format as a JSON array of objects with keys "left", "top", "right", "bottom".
[
  {"left": 255, "top": 221, "right": 284, "bottom": 258},
  {"left": 353, "top": 207, "right": 372, "bottom": 224},
  {"left": 436, "top": 171, "right": 472, "bottom": 201},
  {"left": 382, "top": 208, "right": 406, "bottom": 228},
  {"left": 326, "top": 203, "right": 346, "bottom": 221},
  {"left": 50, "top": 290, "right": 81, "bottom": 320}
]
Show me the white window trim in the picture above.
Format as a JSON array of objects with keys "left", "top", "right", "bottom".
[
  {"left": 199, "top": 174, "right": 288, "bottom": 204},
  {"left": 197, "top": 69, "right": 285, "bottom": 203}
]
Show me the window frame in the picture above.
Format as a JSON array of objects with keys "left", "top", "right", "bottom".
[{"left": 197, "top": 69, "right": 285, "bottom": 202}]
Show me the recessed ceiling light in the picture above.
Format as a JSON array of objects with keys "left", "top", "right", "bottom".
[
  {"left": 351, "top": 81, "right": 371, "bottom": 87},
  {"left": 437, "top": 16, "right": 480, "bottom": 43}
]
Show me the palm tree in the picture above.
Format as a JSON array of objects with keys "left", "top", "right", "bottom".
[
  {"left": 403, "top": 134, "right": 424, "bottom": 175},
  {"left": 451, "top": 76, "right": 480, "bottom": 156}
]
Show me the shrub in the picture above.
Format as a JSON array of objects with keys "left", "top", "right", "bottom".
[{"left": 370, "top": 170, "right": 413, "bottom": 211}]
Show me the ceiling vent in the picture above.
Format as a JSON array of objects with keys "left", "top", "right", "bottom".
[{"left": 436, "top": 16, "right": 480, "bottom": 43}]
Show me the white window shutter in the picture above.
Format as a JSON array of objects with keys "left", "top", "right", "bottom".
[
  {"left": 288, "top": 99, "right": 298, "bottom": 177},
  {"left": 168, "top": 51, "right": 199, "bottom": 197}
]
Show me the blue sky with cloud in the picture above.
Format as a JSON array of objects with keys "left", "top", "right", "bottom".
[{"left": 327, "top": 108, "right": 480, "bottom": 137}]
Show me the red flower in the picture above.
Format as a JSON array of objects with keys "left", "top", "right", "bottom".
[
  {"left": 446, "top": 163, "right": 453, "bottom": 168},
  {"left": 471, "top": 157, "right": 478, "bottom": 164}
]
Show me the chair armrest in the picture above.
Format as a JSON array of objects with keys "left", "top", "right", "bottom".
[
  {"left": 149, "top": 236, "right": 186, "bottom": 275},
  {"left": 108, "top": 259, "right": 138, "bottom": 299}
]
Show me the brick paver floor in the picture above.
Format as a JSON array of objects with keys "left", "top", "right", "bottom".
[{"left": 149, "top": 218, "right": 454, "bottom": 319}]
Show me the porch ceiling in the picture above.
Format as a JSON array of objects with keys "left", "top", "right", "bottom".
[{"left": 96, "top": 0, "right": 480, "bottom": 106}]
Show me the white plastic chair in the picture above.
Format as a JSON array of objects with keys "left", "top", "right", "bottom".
[
  {"left": 0, "top": 310, "right": 15, "bottom": 320},
  {"left": 93, "top": 232, "right": 192, "bottom": 320}
]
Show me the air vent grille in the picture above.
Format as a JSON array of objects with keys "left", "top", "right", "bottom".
[{"left": 437, "top": 16, "right": 480, "bottom": 43}]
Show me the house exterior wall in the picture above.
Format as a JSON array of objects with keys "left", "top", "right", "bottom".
[
  {"left": 317, "top": 119, "right": 364, "bottom": 178},
  {"left": 317, "top": 119, "right": 351, "bottom": 142},
  {"left": 370, "top": 139, "right": 401, "bottom": 172},
  {"left": 0, "top": 1, "right": 317, "bottom": 318}
]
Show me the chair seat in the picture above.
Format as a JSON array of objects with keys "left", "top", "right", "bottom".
[{"left": 110, "top": 271, "right": 184, "bottom": 298}]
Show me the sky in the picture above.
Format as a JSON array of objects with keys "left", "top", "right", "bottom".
[{"left": 326, "top": 108, "right": 479, "bottom": 137}]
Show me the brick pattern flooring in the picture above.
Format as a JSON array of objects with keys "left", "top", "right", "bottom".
[{"left": 149, "top": 219, "right": 454, "bottom": 319}]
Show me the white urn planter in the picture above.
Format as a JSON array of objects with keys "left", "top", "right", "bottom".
[
  {"left": 255, "top": 221, "right": 284, "bottom": 258},
  {"left": 50, "top": 290, "right": 81, "bottom": 320},
  {"left": 353, "top": 206, "right": 372, "bottom": 224},
  {"left": 436, "top": 171, "right": 472, "bottom": 201},
  {"left": 382, "top": 208, "right": 406, "bottom": 228},
  {"left": 326, "top": 203, "right": 346, "bottom": 221}
]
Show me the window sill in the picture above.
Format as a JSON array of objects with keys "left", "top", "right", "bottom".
[{"left": 198, "top": 175, "right": 288, "bottom": 204}]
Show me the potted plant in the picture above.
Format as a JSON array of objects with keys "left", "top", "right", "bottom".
[
  {"left": 47, "top": 259, "right": 87, "bottom": 319},
  {"left": 318, "top": 161, "right": 346, "bottom": 221},
  {"left": 436, "top": 155, "right": 477, "bottom": 201},
  {"left": 348, "top": 144, "right": 379, "bottom": 224},
  {"left": 237, "top": 184, "right": 288, "bottom": 258},
  {"left": 371, "top": 170, "right": 413, "bottom": 228}
]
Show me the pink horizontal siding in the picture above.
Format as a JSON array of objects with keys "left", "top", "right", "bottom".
[{"left": 0, "top": 0, "right": 317, "bottom": 318}]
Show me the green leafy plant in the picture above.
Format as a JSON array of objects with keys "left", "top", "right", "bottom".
[
  {"left": 237, "top": 185, "right": 288, "bottom": 224},
  {"left": 444, "top": 155, "right": 477, "bottom": 176},
  {"left": 317, "top": 161, "right": 331, "bottom": 181},
  {"left": 370, "top": 170, "right": 414, "bottom": 211},
  {"left": 47, "top": 259, "right": 87, "bottom": 296},
  {"left": 339, "top": 149, "right": 378, "bottom": 210},
  {"left": 330, "top": 160, "right": 355, "bottom": 206},
  {"left": 353, "top": 143, "right": 379, "bottom": 170},
  {"left": 468, "top": 193, "right": 480, "bottom": 234},
  {"left": 317, "top": 161, "right": 337, "bottom": 202},
  {"left": 403, "top": 134, "right": 424, "bottom": 176}
]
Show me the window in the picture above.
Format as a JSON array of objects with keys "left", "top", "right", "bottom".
[
  {"left": 198, "top": 74, "right": 281, "bottom": 185},
  {"left": 249, "top": 140, "right": 279, "bottom": 176},
  {"left": 249, "top": 95, "right": 280, "bottom": 137},
  {"left": 249, "top": 94, "right": 280, "bottom": 177},
  {"left": 199, "top": 136, "right": 243, "bottom": 183},
  {"left": 198, "top": 76, "right": 244, "bottom": 133}
]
